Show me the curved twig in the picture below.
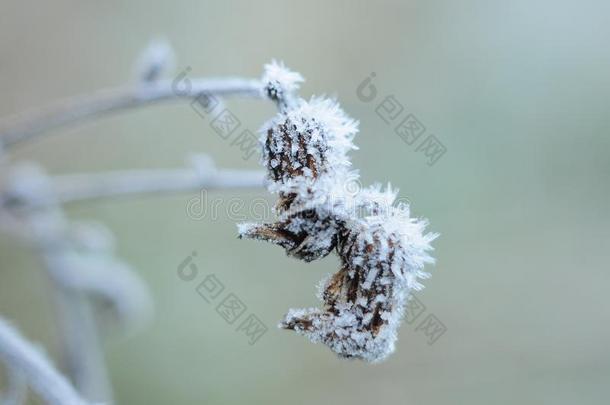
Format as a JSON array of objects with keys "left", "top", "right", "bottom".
[
  {"left": 51, "top": 167, "right": 266, "bottom": 204},
  {"left": 0, "top": 317, "right": 88, "bottom": 405},
  {"left": 0, "top": 77, "right": 263, "bottom": 150}
]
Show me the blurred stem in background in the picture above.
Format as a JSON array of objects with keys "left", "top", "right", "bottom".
[
  {"left": 0, "top": 78, "right": 261, "bottom": 151},
  {"left": 0, "top": 40, "right": 268, "bottom": 404}
]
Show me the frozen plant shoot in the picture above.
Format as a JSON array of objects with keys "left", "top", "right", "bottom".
[{"left": 240, "top": 61, "right": 437, "bottom": 362}]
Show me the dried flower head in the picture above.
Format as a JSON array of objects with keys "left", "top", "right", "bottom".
[
  {"left": 239, "top": 62, "right": 437, "bottom": 362},
  {"left": 240, "top": 96, "right": 359, "bottom": 261},
  {"left": 281, "top": 204, "right": 437, "bottom": 362}
]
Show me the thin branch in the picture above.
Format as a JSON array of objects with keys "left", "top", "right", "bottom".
[
  {"left": 24, "top": 207, "right": 115, "bottom": 404},
  {"left": 0, "top": 158, "right": 266, "bottom": 210},
  {"left": 51, "top": 167, "right": 266, "bottom": 204},
  {"left": 0, "top": 317, "right": 88, "bottom": 405},
  {"left": 48, "top": 252, "right": 153, "bottom": 329},
  {"left": 0, "top": 77, "right": 263, "bottom": 150},
  {"left": 44, "top": 278, "right": 113, "bottom": 404}
]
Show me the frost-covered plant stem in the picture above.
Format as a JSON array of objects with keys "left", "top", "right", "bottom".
[
  {"left": 11, "top": 166, "right": 117, "bottom": 403},
  {"left": 25, "top": 158, "right": 264, "bottom": 205},
  {"left": 0, "top": 77, "right": 262, "bottom": 150},
  {"left": 42, "top": 249, "right": 114, "bottom": 403},
  {"left": 0, "top": 317, "right": 88, "bottom": 405}
]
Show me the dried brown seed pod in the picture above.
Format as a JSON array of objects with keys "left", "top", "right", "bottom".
[
  {"left": 239, "top": 207, "right": 342, "bottom": 262},
  {"left": 240, "top": 95, "right": 359, "bottom": 261},
  {"left": 280, "top": 208, "right": 436, "bottom": 362},
  {"left": 239, "top": 62, "right": 437, "bottom": 361}
]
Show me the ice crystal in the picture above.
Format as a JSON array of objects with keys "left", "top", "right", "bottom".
[{"left": 239, "top": 62, "right": 437, "bottom": 362}]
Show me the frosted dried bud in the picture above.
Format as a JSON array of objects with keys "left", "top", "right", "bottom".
[
  {"left": 239, "top": 208, "right": 342, "bottom": 262},
  {"left": 240, "top": 97, "right": 358, "bottom": 261},
  {"left": 280, "top": 207, "right": 437, "bottom": 362},
  {"left": 261, "top": 97, "right": 357, "bottom": 194},
  {"left": 261, "top": 60, "right": 304, "bottom": 109},
  {"left": 240, "top": 62, "right": 437, "bottom": 361}
]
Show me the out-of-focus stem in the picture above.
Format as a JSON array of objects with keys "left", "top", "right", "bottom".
[
  {"left": 51, "top": 167, "right": 266, "bottom": 204},
  {"left": 0, "top": 317, "right": 88, "bottom": 405},
  {"left": 45, "top": 272, "right": 113, "bottom": 404},
  {"left": 0, "top": 77, "right": 263, "bottom": 150}
]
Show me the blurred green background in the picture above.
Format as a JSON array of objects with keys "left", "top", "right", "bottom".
[{"left": 1, "top": 0, "right": 609, "bottom": 404}]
